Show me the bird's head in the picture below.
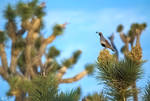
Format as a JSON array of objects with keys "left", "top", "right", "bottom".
[{"left": 96, "top": 32, "right": 102, "bottom": 36}]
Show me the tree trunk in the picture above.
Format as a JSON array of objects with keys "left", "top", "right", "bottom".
[
  {"left": 122, "top": 91, "right": 127, "bottom": 101},
  {"left": 132, "top": 82, "right": 138, "bottom": 101},
  {"left": 15, "top": 92, "right": 26, "bottom": 101}
]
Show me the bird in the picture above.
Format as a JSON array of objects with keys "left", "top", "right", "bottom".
[{"left": 96, "top": 32, "right": 115, "bottom": 51}]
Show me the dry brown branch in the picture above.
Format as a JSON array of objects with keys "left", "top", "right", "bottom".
[
  {"left": 0, "top": 67, "right": 9, "bottom": 80},
  {"left": 0, "top": 44, "right": 8, "bottom": 71},
  {"left": 56, "top": 66, "right": 67, "bottom": 79},
  {"left": 60, "top": 70, "right": 88, "bottom": 83},
  {"left": 32, "top": 35, "right": 56, "bottom": 66}
]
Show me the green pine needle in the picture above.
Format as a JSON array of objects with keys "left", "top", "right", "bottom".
[
  {"left": 143, "top": 82, "right": 150, "bottom": 101},
  {"left": 72, "top": 50, "right": 82, "bottom": 63},
  {"left": 46, "top": 60, "right": 61, "bottom": 74},
  {"left": 85, "top": 92, "right": 107, "bottom": 101},
  {"left": 28, "top": 0, "right": 38, "bottom": 8},
  {"left": 63, "top": 59, "right": 72, "bottom": 67},
  {"left": 96, "top": 58, "right": 143, "bottom": 99},
  {"left": 5, "top": 21, "right": 17, "bottom": 36},
  {"left": 140, "top": 23, "right": 147, "bottom": 31},
  {"left": 85, "top": 64, "right": 94, "bottom": 74},
  {"left": 17, "top": 2, "right": 33, "bottom": 21},
  {"left": 53, "top": 24, "right": 64, "bottom": 36},
  {"left": 47, "top": 46, "right": 60, "bottom": 58},
  {"left": 34, "top": 7, "right": 45, "bottom": 18},
  {"left": 29, "top": 74, "right": 58, "bottom": 101},
  {"left": 17, "top": 51, "right": 26, "bottom": 74},
  {"left": 35, "top": 37, "right": 42, "bottom": 49},
  {"left": 16, "top": 0, "right": 45, "bottom": 20},
  {"left": 120, "top": 45, "right": 127, "bottom": 53},
  {"left": 131, "top": 23, "right": 139, "bottom": 31},
  {"left": 128, "top": 30, "right": 134, "bottom": 37},
  {"left": 4, "top": 4, "right": 16, "bottom": 21},
  {"left": 7, "top": 76, "right": 31, "bottom": 96},
  {"left": 117, "top": 24, "right": 123, "bottom": 32},
  {"left": 62, "top": 50, "right": 81, "bottom": 67},
  {"left": 14, "top": 37, "right": 26, "bottom": 50},
  {"left": 55, "top": 87, "right": 81, "bottom": 101},
  {"left": 0, "top": 31, "right": 8, "bottom": 43}
]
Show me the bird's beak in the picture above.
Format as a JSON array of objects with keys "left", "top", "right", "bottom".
[{"left": 96, "top": 32, "right": 99, "bottom": 34}]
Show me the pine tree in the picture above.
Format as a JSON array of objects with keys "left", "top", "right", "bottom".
[
  {"left": 143, "top": 81, "right": 150, "bottom": 101},
  {"left": 82, "top": 92, "right": 107, "bottom": 101},
  {"left": 95, "top": 23, "right": 147, "bottom": 101},
  {"left": 0, "top": 0, "right": 94, "bottom": 101}
]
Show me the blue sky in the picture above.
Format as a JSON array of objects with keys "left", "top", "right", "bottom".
[{"left": 0, "top": 0, "right": 150, "bottom": 100}]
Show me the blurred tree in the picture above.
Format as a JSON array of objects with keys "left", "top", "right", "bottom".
[
  {"left": 95, "top": 22, "right": 147, "bottom": 101},
  {"left": 0, "top": 0, "right": 94, "bottom": 101},
  {"left": 143, "top": 81, "right": 150, "bottom": 101},
  {"left": 82, "top": 92, "right": 107, "bottom": 101}
]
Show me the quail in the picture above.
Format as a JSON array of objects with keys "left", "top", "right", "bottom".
[{"left": 96, "top": 32, "right": 115, "bottom": 51}]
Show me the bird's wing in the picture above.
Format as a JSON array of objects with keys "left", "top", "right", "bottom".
[{"left": 105, "top": 40, "right": 112, "bottom": 48}]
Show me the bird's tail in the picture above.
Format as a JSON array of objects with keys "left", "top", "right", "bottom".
[{"left": 110, "top": 47, "right": 116, "bottom": 52}]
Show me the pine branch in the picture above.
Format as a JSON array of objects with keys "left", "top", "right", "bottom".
[
  {"left": 47, "top": 46, "right": 60, "bottom": 58},
  {"left": 0, "top": 31, "right": 8, "bottom": 43},
  {"left": 120, "top": 32, "right": 130, "bottom": 45},
  {"left": 143, "top": 81, "right": 150, "bottom": 101},
  {"left": 117, "top": 24, "right": 130, "bottom": 52},
  {"left": 21, "top": 20, "right": 32, "bottom": 30},
  {"left": 10, "top": 37, "right": 23, "bottom": 73},
  {"left": 25, "top": 43, "right": 36, "bottom": 77},
  {"left": 44, "top": 34, "right": 56, "bottom": 45},
  {"left": 25, "top": 42, "right": 34, "bottom": 77},
  {"left": 0, "top": 44, "right": 8, "bottom": 71},
  {"left": 6, "top": 20, "right": 17, "bottom": 39},
  {"left": 5, "top": 20, "right": 19, "bottom": 74},
  {"left": 60, "top": 64, "right": 94, "bottom": 83},
  {"left": 16, "top": 0, "right": 45, "bottom": 21},
  {"left": 31, "top": 18, "right": 41, "bottom": 31},
  {"left": 62, "top": 50, "right": 81, "bottom": 68},
  {"left": 31, "top": 35, "right": 56, "bottom": 67},
  {"left": 32, "top": 24, "right": 65, "bottom": 66},
  {"left": 56, "top": 50, "right": 82, "bottom": 79},
  {"left": 56, "top": 66, "right": 67, "bottom": 79},
  {"left": 132, "top": 82, "right": 138, "bottom": 101},
  {"left": 17, "top": 28, "right": 26, "bottom": 36},
  {"left": 4, "top": 4, "right": 16, "bottom": 21},
  {"left": 25, "top": 18, "right": 41, "bottom": 39},
  {"left": 135, "top": 29, "right": 141, "bottom": 46},
  {"left": 24, "top": 18, "right": 42, "bottom": 77},
  {"left": 55, "top": 87, "right": 81, "bottom": 101},
  {"left": 60, "top": 70, "right": 87, "bottom": 83},
  {"left": 37, "top": 58, "right": 59, "bottom": 76},
  {"left": 10, "top": 48, "right": 20, "bottom": 73},
  {"left": 0, "top": 66, "right": 9, "bottom": 80},
  {"left": 83, "top": 92, "right": 107, "bottom": 101}
]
